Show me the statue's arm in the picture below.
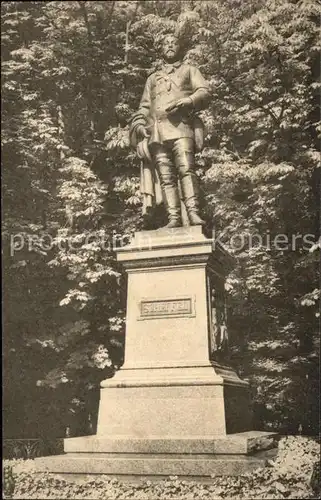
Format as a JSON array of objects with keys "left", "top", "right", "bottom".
[
  {"left": 138, "top": 75, "right": 152, "bottom": 117},
  {"left": 188, "top": 66, "right": 210, "bottom": 111},
  {"left": 129, "top": 76, "right": 152, "bottom": 148}
]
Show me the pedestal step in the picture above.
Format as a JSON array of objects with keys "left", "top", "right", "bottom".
[
  {"left": 64, "top": 431, "right": 277, "bottom": 455},
  {"left": 34, "top": 432, "right": 278, "bottom": 479},
  {"left": 35, "top": 449, "right": 277, "bottom": 478}
]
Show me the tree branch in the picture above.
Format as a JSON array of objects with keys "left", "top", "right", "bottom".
[
  {"left": 78, "top": 1, "right": 95, "bottom": 136},
  {"left": 124, "top": 1, "right": 139, "bottom": 64},
  {"left": 78, "top": 1, "right": 93, "bottom": 45}
]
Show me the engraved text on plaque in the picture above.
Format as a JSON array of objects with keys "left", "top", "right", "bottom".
[{"left": 140, "top": 298, "right": 193, "bottom": 319}]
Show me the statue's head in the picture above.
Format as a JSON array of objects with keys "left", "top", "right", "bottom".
[{"left": 161, "top": 34, "right": 182, "bottom": 63}]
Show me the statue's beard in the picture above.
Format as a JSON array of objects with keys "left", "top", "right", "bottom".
[{"left": 164, "top": 50, "right": 179, "bottom": 62}]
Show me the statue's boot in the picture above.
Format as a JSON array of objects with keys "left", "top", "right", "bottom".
[
  {"left": 180, "top": 174, "right": 205, "bottom": 226},
  {"left": 162, "top": 185, "right": 182, "bottom": 228}
]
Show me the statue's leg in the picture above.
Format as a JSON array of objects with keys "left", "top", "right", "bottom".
[
  {"left": 173, "top": 138, "right": 205, "bottom": 226},
  {"left": 152, "top": 143, "right": 182, "bottom": 228}
]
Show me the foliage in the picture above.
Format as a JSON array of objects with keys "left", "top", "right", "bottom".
[
  {"left": 3, "top": 437, "right": 320, "bottom": 499},
  {"left": 2, "top": 0, "right": 320, "bottom": 436},
  {"left": 3, "top": 464, "right": 16, "bottom": 499}
]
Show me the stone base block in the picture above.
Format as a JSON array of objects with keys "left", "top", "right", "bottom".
[
  {"left": 35, "top": 432, "right": 278, "bottom": 479},
  {"left": 63, "top": 431, "right": 277, "bottom": 455},
  {"left": 35, "top": 452, "right": 275, "bottom": 478},
  {"left": 224, "top": 385, "right": 252, "bottom": 434},
  {"left": 97, "top": 366, "right": 252, "bottom": 438},
  {"left": 97, "top": 383, "right": 226, "bottom": 438}
]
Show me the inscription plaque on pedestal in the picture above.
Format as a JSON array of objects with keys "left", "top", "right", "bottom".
[{"left": 139, "top": 297, "right": 195, "bottom": 320}]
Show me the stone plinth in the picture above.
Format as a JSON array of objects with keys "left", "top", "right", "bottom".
[
  {"left": 36, "top": 431, "right": 278, "bottom": 478},
  {"left": 96, "top": 226, "right": 251, "bottom": 438},
  {"left": 63, "top": 431, "right": 278, "bottom": 455},
  {"left": 35, "top": 227, "right": 277, "bottom": 478}
]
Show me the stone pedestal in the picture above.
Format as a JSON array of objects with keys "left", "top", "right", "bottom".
[
  {"left": 97, "top": 227, "right": 251, "bottom": 438},
  {"left": 35, "top": 227, "right": 277, "bottom": 479}
]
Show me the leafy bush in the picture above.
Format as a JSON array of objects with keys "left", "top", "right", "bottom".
[
  {"left": 2, "top": 464, "right": 16, "bottom": 499},
  {"left": 3, "top": 436, "right": 320, "bottom": 499}
]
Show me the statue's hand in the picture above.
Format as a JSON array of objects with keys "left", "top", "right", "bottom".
[
  {"left": 136, "top": 125, "right": 150, "bottom": 141},
  {"left": 166, "top": 97, "right": 193, "bottom": 114}
]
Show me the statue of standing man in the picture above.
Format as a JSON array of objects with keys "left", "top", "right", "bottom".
[{"left": 130, "top": 34, "right": 210, "bottom": 228}]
